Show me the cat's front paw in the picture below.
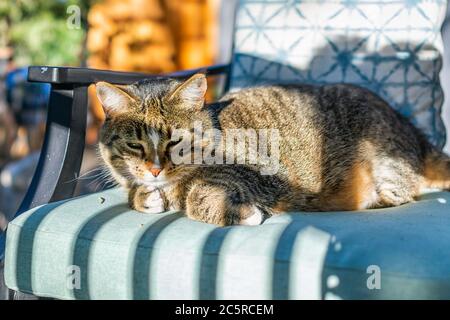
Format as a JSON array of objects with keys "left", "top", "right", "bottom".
[
  {"left": 238, "top": 205, "right": 264, "bottom": 226},
  {"left": 141, "top": 190, "right": 166, "bottom": 214},
  {"left": 130, "top": 186, "right": 166, "bottom": 214}
]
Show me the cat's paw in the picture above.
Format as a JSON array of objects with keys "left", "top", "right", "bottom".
[
  {"left": 131, "top": 187, "right": 166, "bottom": 214},
  {"left": 141, "top": 190, "right": 165, "bottom": 214},
  {"left": 378, "top": 189, "right": 410, "bottom": 207},
  {"left": 239, "top": 206, "right": 264, "bottom": 226}
]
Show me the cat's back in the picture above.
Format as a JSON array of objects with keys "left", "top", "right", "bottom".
[
  {"left": 215, "top": 84, "right": 320, "bottom": 131},
  {"left": 215, "top": 83, "right": 407, "bottom": 135}
]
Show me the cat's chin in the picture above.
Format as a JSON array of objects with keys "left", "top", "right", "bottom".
[{"left": 140, "top": 179, "right": 170, "bottom": 189}]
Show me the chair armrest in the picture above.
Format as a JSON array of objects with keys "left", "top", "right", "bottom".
[
  {"left": 16, "top": 83, "right": 88, "bottom": 216},
  {"left": 15, "top": 64, "right": 231, "bottom": 217},
  {"left": 28, "top": 64, "right": 231, "bottom": 85}
]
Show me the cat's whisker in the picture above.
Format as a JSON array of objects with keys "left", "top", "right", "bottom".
[
  {"left": 63, "top": 167, "right": 110, "bottom": 184},
  {"left": 87, "top": 171, "right": 116, "bottom": 190}
]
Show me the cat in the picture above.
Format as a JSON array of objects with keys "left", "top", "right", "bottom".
[{"left": 96, "top": 73, "right": 450, "bottom": 226}]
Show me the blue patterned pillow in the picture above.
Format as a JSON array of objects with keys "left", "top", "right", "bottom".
[{"left": 230, "top": 0, "right": 448, "bottom": 148}]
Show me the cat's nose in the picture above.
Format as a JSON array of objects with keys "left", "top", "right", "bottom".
[{"left": 150, "top": 168, "right": 162, "bottom": 177}]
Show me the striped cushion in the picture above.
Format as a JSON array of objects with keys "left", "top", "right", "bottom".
[{"left": 5, "top": 187, "right": 450, "bottom": 299}]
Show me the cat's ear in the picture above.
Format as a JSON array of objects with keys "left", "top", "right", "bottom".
[
  {"left": 95, "top": 82, "right": 136, "bottom": 117},
  {"left": 167, "top": 73, "right": 207, "bottom": 109}
]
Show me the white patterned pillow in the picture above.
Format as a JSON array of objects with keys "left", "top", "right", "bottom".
[{"left": 230, "top": 0, "right": 448, "bottom": 148}]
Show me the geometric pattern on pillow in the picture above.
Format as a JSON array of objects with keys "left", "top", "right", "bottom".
[{"left": 230, "top": 0, "right": 448, "bottom": 148}]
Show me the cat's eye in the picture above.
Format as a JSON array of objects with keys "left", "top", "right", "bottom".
[{"left": 126, "top": 142, "right": 143, "bottom": 150}]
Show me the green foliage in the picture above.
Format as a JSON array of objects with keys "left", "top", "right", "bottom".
[
  {"left": 0, "top": 0, "right": 95, "bottom": 66},
  {"left": 10, "top": 13, "right": 85, "bottom": 66}
]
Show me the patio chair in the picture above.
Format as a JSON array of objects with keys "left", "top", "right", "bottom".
[{"left": 2, "top": 0, "right": 450, "bottom": 299}]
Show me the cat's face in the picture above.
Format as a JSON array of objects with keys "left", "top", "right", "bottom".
[{"left": 96, "top": 73, "right": 208, "bottom": 189}]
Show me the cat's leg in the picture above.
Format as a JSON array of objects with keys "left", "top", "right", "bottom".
[
  {"left": 318, "top": 161, "right": 379, "bottom": 211},
  {"left": 185, "top": 183, "right": 236, "bottom": 225},
  {"left": 319, "top": 159, "right": 418, "bottom": 210},
  {"left": 185, "top": 183, "right": 264, "bottom": 226},
  {"left": 129, "top": 185, "right": 167, "bottom": 214},
  {"left": 375, "top": 177, "right": 417, "bottom": 208},
  {"left": 372, "top": 159, "right": 419, "bottom": 207}
]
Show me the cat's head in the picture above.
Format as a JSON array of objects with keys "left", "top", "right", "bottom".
[{"left": 96, "top": 73, "right": 209, "bottom": 188}]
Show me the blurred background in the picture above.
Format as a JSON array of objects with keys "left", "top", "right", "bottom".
[{"left": 0, "top": 0, "right": 238, "bottom": 230}]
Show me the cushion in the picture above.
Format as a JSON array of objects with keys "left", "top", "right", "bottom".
[
  {"left": 5, "top": 187, "right": 450, "bottom": 299},
  {"left": 229, "top": 0, "right": 448, "bottom": 148}
]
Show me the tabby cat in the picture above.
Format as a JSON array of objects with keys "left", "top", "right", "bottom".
[{"left": 96, "top": 73, "right": 450, "bottom": 226}]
